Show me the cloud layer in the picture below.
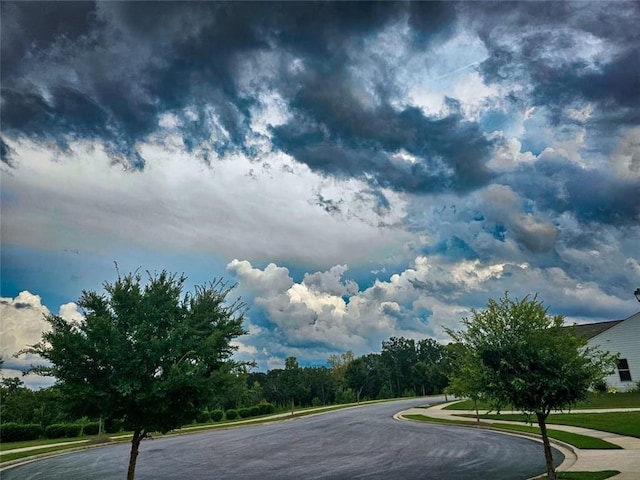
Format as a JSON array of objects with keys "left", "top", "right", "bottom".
[{"left": 1, "top": 1, "right": 639, "bottom": 374}]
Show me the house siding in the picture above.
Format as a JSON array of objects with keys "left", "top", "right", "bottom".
[{"left": 586, "top": 312, "right": 640, "bottom": 392}]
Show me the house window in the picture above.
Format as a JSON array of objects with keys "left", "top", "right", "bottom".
[{"left": 617, "top": 359, "right": 632, "bottom": 382}]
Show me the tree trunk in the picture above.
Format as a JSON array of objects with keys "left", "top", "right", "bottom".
[
  {"left": 290, "top": 398, "right": 294, "bottom": 416},
  {"left": 127, "top": 428, "right": 144, "bottom": 480},
  {"left": 536, "top": 412, "right": 556, "bottom": 480},
  {"left": 473, "top": 398, "right": 479, "bottom": 423}
]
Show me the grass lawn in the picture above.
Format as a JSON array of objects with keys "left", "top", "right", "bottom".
[
  {"left": 457, "top": 411, "right": 640, "bottom": 438},
  {"left": 445, "top": 392, "right": 640, "bottom": 411},
  {"left": 557, "top": 472, "right": 620, "bottom": 480},
  {"left": 402, "top": 414, "right": 620, "bottom": 449},
  {"left": 0, "top": 436, "right": 92, "bottom": 451}
]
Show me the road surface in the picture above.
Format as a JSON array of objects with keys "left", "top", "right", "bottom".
[{"left": 2, "top": 397, "right": 562, "bottom": 479}]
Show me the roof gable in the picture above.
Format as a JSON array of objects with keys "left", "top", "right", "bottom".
[{"left": 569, "top": 320, "right": 624, "bottom": 340}]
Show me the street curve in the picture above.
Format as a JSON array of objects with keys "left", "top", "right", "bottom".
[{"left": 1, "top": 397, "right": 563, "bottom": 479}]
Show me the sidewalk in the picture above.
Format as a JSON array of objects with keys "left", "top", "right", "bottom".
[{"left": 397, "top": 402, "right": 640, "bottom": 479}]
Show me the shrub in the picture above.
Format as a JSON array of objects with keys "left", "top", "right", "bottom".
[
  {"left": 0, "top": 423, "right": 42, "bottom": 442},
  {"left": 257, "top": 403, "right": 275, "bottom": 415},
  {"left": 237, "top": 407, "right": 251, "bottom": 419},
  {"left": 593, "top": 380, "right": 608, "bottom": 393},
  {"left": 45, "top": 423, "right": 68, "bottom": 439},
  {"left": 249, "top": 406, "right": 261, "bottom": 417},
  {"left": 195, "top": 410, "right": 211, "bottom": 423},
  {"left": 82, "top": 422, "right": 100, "bottom": 436},
  {"left": 225, "top": 409, "right": 238, "bottom": 420},
  {"left": 65, "top": 424, "right": 82, "bottom": 438},
  {"left": 104, "top": 418, "right": 124, "bottom": 434},
  {"left": 311, "top": 397, "right": 323, "bottom": 407},
  {"left": 211, "top": 410, "right": 224, "bottom": 422},
  {"left": 43, "top": 423, "right": 83, "bottom": 438}
]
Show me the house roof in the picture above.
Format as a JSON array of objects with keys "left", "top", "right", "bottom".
[{"left": 569, "top": 320, "right": 624, "bottom": 340}]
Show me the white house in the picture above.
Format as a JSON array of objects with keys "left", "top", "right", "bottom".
[{"left": 572, "top": 311, "right": 640, "bottom": 392}]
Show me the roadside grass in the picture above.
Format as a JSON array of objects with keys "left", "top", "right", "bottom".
[
  {"left": 0, "top": 438, "right": 118, "bottom": 464},
  {"left": 0, "top": 437, "right": 93, "bottom": 451},
  {"left": 402, "top": 414, "right": 620, "bottom": 449},
  {"left": 2, "top": 445, "right": 82, "bottom": 463},
  {"left": 556, "top": 472, "right": 620, "bottom": 480},
  {"left": 456, "top": 411, "right": 640, "bottom": 438},
  {"left": 445, "top": 392, "right": 640, "bottom": 411}
]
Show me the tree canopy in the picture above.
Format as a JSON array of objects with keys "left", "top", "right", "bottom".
[
  {"left": 446, "top": 292, "right": 616, "bottom": 480},
  {"left": 24, "top": 270, "right": 246, "bottom": 480}
]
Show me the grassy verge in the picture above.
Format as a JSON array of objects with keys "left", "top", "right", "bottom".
[
  {"left": 557, "top": 472, "right": 620, "bottom": 480},
  {"left": 456, "top": 411, "right": 640, "bottom": 438},
  {"left": 445, "top": 392, "right": 640, "bottom": 411},
  {"left": 0, "top": 437, "right": 118, "bottom": 464},
  {"left": 402, "top": 414, "right": 620, "bottom": 449},
  {"left": 0, "top": 437, "right": 92, "bottom": 451},
  {"left": 2, "top": 445, "right": 84, "bottom": 463}
]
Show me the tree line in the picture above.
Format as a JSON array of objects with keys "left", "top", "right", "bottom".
[{"left": 1, "top": 336, "right": 453, "bottom": 427}]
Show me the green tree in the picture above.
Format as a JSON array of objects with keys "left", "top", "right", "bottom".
[
  {"left": 446, "top": 293, "right": 616, "bottom": 480},
  {"left": 381, "top": 337, "right": 417, "bottom": 397},
  {"left": 344, "top": 357, "right": 371, "bottom": 403},
  {"left": 23, "top": 270, "right": 246, "bottom": 480},
  {"left": 305, "top": 366, "right": 334, "bottom": 406},
  {"left": 280, "top": 357, "right": 308, "bottom": 414},
  {"left": 444, "top": 342, "right": 485, "bottom": 421},
  {"left": 327, "top": 350, "right": 355, "bottom": 389}
]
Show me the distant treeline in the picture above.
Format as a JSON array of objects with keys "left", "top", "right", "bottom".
[{"left": 1, "top": 336, "right": 454, "bottom": 435}]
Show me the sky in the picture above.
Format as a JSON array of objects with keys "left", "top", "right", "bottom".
[{"left": 1, "top": 1, "right": 639, "bottom": 388}]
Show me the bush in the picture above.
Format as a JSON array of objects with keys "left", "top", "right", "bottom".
[
  {"left": 211, "top": 410, "right": 224, "bottom": 422},
  {"left": 249, "top": 406, "right": 261, "bottom": 417},
  {"left": 104, "top": 418, "right": 124, "bottom": 434},
  {"left": 195, "top": 410, "right": 211, "bottom": 423},
  {"left": 225, "top": 409, "right": 238, "bottom": 420},
  {"left": 82, "top": 422, "right": 100, "bottom": 436},
  {"left": 257, "top": 403, "right": 275, "bottom": 415},
  {"left": 45, "top": 423, "right": 68, "bottom": 439},
  {"left": 0, "top": 423, "right": 42, "bottom": 442},
  {"left": 311, "top": 397, "right": 323, "bottom": 407},
  {"left": 65, "top": 424, "right": 82, "bottom": 438},
  {"left": 43, "top": 423, "right": 83, "bottom": 439},
  {"left": 237, "top": 407, "right": 251, "bottom": 419},
  {"left": 593, "top": 380, "right": 608, "bottom": 393}
]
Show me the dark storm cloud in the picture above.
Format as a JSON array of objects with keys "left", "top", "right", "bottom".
[
  {"left": 531, "top": 49, "right": 640, "bottom": 126},
  {"left": 1, "top": 138, "right": 14, "bottom": 166},
  {"left": 1, "top": 1, "right": 255, "bottom": 164},
  {"left": 0, "top": 1, "right": 96, "bottom": 75},
  {"left": 0, "top": 2, "right": 402, "bottom": 163},
  {"left": 271, "top": 72, "right": 494, "bottom": 194},
  {"left": 510, "top": 158, "right": 640, "bottom": 226},
  {"left": 1, "top": 0, "right": 475, "bottom": 195},
  {"left": 471, "top": 1, "right": 640, "bottom": 125}
]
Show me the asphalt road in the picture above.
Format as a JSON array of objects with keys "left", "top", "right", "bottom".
[{"left": 2, "top": 397, "right": 563, "bottom": 479}]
